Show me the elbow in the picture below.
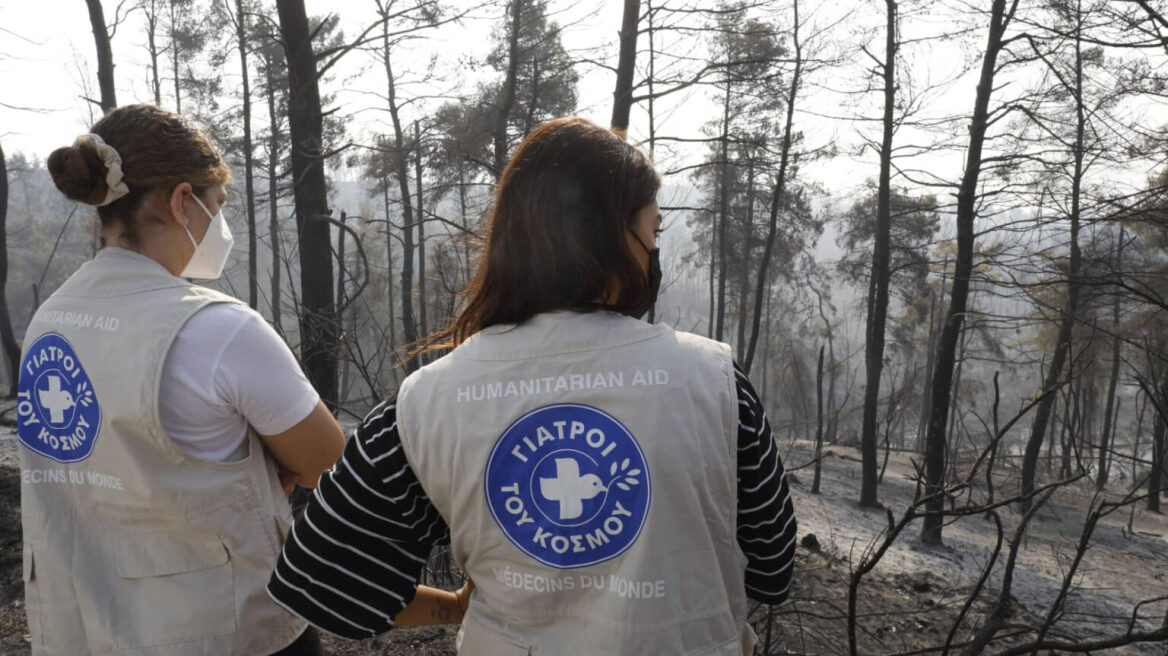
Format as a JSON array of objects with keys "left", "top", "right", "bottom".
[{"left": 747, "top": 573, "right": 793, "bottom": 606}]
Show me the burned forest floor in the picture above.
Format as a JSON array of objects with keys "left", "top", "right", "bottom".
[{"left": 1, "top": 430, "right": 1165, "bottom": 655}]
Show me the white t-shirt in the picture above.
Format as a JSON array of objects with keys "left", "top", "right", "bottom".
[{"left": 159, "top": 302, "right": 320, "bottom": 462}]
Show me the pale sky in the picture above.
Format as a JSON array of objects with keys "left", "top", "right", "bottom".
[
  {"left": 1, "top": 0, "right": 903, "bottom": 196},
  {"left": 2, "top": 0, "right": 1165, "bottom": 237}
]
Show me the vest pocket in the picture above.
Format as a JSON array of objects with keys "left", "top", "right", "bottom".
[
  {"left": 22, "top": 546, "right": 43, "bottom": 648},
  {"left": 458, "top": 616, "right": 532, "bottom": 655},
  {"left": 113, "top": 532, "right": 236, "bottom": 648}
]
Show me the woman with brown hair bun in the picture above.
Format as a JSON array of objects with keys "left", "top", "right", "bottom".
[
  {"left": 21, "top": 103, "right": 348, "bottom": 656},
  {"left": 269, "top": 116, "right": 797, "bottom": 655}
]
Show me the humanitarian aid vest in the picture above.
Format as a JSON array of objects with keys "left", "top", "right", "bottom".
[
  {"left": 18, "top": 248, "right": 305, "bottom": 656},
  {"left": 397, "top": 310, "right": 756, "bottom": 655}
]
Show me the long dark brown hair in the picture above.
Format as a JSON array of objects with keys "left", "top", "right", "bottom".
[{"left": 426, "top": 116, "right": 660, "bottom": 350}]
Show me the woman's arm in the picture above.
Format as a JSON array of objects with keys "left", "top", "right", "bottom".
[
  {"left": 393, "top": 581, "right": 474, "bottom": 626},
  {"left": 259, "top": 400, "right": 346, "bottom": 489},
  {"left": 206, "top": 306, "right": 347, "bottom": 486},
  {"left": 267, "top": 399, "right": 454, "bottom": 639},
  {"left": 734, "top": 362, "right": 797, "bottom": 605}
]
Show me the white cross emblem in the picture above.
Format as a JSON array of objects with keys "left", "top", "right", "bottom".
[
  {"left": 539, "top": 457, "right": 607, "bottom": 520},
  {"left": 38, "top": 375, "right": 75, "bottom": 425}
]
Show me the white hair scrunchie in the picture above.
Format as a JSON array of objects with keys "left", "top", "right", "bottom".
[{"left": 75, "top": 133, "right": 130, "bottom": 206}]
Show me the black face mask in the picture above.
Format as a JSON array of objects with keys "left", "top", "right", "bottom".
[{"left": 627, "top": 231, "right": 662, "bottom": 320}]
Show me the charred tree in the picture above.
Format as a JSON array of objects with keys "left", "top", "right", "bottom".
[
  {"left": 0, "top": 142, "right": 21, "bottom": 395},
  {"left": 921, "top": 0, "right": 1016, "bottom": 545},
  {"left": 859, "top": 0, "right": 899, "bottom": 509},
  {"left": 234, "top": 0, "right": 258, "bottom": 309},
  {"left": 1020, "top": 2, "right": 1086, "bottom": 513},
  {"left": 743, "top": 0, "right": 802, "bottom": 373},
  {"left": 1098, "top": 228, "right": 1124, "bottom": 490},
  {"left": 84, "top": 0, "right": 118, "bottom": 112},
  {"left": 610, "top": 0, "right": 640, "bottom": 135},
  {"left": 492, "top": 0, "right": 524, "bottom": 178},
  {"left": 277, "top": 0, "right": 338, "bottom": 407},
  {"left": 376, "top": 2, "right": 419, "bottom": 370}
]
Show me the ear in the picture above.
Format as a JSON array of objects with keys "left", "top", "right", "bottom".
[{"left": 168, "top": 182, "right": 194, "bottom": 227}]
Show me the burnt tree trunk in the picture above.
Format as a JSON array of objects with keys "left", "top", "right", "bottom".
[
  {"left": 383, "top": 177, "right": 397, "bottom": 358},
  {"left": 266, "top": 58, "right": 283, "bottom": 334},
  {"left": 1149, "top": 372, "right": 1168, "bottom": 513},
  {"left": 336, "top": 211, "right": 348, "bottom": 400},
  {"left": 715, "top": 81, "right": 731, "bottom": 342},
  {"left": 917, "top": 285, "right": 939, "bottom": 453},
  {"left": 743, "top": 0, "right": 802, "bottom": 373},
  {"left": 85, "top": 0, "right": 118, "bottom": 112},
  {"left": 859, "top": 0, "right": 898, "bottom": 509},
  {"left": 169, "top": 0, "right": 181, "bottom": 111},
  {"left": 235, "top": 0, "right": 258, "bottom": 309},
  {"left": 921, "top": 0, "right": 1014, "bottom": 545},
  {"left": 0, "top": 142, "right": 21, "bottom": 395},
  {"left": 1098, "top": 228, "right": 1124, "bottom": 490},
  {"left": 414, "top": 121, "right": 427, "bottom": 342},
  {"left": 277, "top": 0, "right": 338, "bottom": 408},
  {"left": 812, "top": 343, "right": 825, "bottom": 494},
  {"left": 1020, "top": 5, "right": 1085, "bottom": 513},
  {"left": 735, "top": 163, "right": 754, "bottom": 361},
  {"left": 145, "top": 0, "right": 162, "bottom": 104},
  {"left": 492, "top": 0, "right": 524, "bottom": 179},
  {"left": 377, "top": 10, "right": 418, "bottom": 371},
  {"left": 610, "top": 0, "right": 640, "bottom": 134}
]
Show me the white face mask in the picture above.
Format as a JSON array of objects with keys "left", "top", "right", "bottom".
[{"left": 180, "top": 194, "right": 234, "bottom": 280}]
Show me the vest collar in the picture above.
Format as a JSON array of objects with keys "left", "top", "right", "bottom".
[
  {"left": 95, "top": 247, "right": 178, "bottom": 278},
  {"left": 62, "top": 247, "right": 192, "bottom": 298},
  {"left": 456, "top": 310, "right": 669, "bottom": 361}
]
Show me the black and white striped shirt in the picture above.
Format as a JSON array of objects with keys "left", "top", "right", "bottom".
[{"left": 267, "top": 362, "right": 796, "bottom": 638}]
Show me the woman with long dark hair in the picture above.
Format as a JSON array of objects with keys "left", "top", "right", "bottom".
[{"left": 270, "top": 117, "right": 797, "bottom": 654}]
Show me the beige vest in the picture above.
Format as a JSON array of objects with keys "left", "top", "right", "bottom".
[
  {"left": 18, "top": 248, "right": 305, "bottom": 656},
  {"left": 397, "top": 311, "right": 755, "bottom": 655}
]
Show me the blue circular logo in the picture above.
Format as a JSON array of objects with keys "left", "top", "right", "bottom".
[
  {"left": 17, "top": 332, "right": 102, "bottom": 463},
  {"left": 485, "top": 403, "right": 651, "bottom": 569}
]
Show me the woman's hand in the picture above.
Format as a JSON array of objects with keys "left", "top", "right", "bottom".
[
  {"left": 277, "top": 467, "right": 301, "bottom": 495},
  {"left": 393, "top": 578, "right": 475, "bottom": 626},
  {"left": 454, "top": 578, "right": 475, "bottom": 621}
]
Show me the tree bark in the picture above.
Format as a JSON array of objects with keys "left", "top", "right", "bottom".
[
  {"left": 378, "top": 9, "right": 418, "bottom": 371},
  {"left": 917, "top": 285, "right": 938, "bottom": 453},
  {"left": 610, "top": 0, "right": 640, "bottom": 135},
  {"left": 383, "top": 176, "right": 396, "bottom": 358},
  {"left": 85, "top": 0, "right": 118, "bottom": 112},
  {"left": 169, "top": 0, "right": 181, "bottom": 111},
  {"left": 743, "top": 0, "right": 801, "bottom": 373},
  {"left": 265, "top": 54, "right": 283, "bottom": 335},
  {"left": 277, "top": 0, "right": 338, "bottom": 408},
  {"left": 144, "top": 0, "right": 162, "bottom": 104},
  {"left": 336, "top": 211, "right": 348, "bottom": 401},
  {"left": 414, "top": 121, "right": 428, "bottom": 342},
  {"left": 859, "top": 0, "right": 898, "bottom": 509},
  {"left": 921, "top": 0, "right": 1014, "bottom": 545},
  {"left": 735, "top": 163, "right": 754, "bottom": 362},
  {"left": 235, "top": 0, "right": 258, "bottom": 309},
  {"left": 1098, "top": 228, "right": 1124, "bottom": 490},
  {"left": 715, "top": 81, "right": 731, "bottom": 342},
  {"left": 1149, "top": 373, "right": 1167, "bottom": 513},
  {"left": 492, "top": 0, "right": 524, "bottom": 179},
  {"left": 812, "top": 343, "right": 824, "bottom": 494},
  {"left": 1020, "top": 4, "right": 1085, "bottom": 513},
  {"left": 0, "top": 142, "right": 21, "bottom": 395}
]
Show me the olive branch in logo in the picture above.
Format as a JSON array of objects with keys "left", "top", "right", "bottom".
[
  {"left": 75, "top": 381, "right": 95, "bottom": 408},
  {"left": 608, "top": 458, "right": 642, "bottom": 492}
]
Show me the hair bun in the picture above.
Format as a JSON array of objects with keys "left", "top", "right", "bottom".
[{"left": 47, "top": 141, "right": 110, "bottom": 206}]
